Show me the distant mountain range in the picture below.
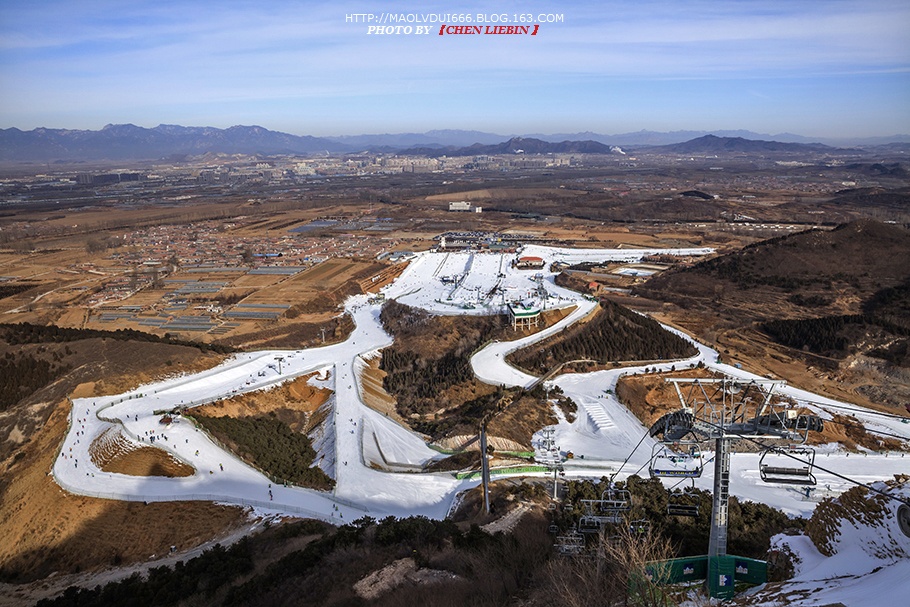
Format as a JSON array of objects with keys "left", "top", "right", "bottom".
[
  {"left": 1, "top": 123, "right": 908, "bottom": 162},
  {"left": 0, "top": 124, "right": 347, "bottom": 162},
  {"left": 651, "top": 134, "right": 842, "bottom": 154},
  {"left": 398, "top": 137, "right": 619, "bottom": 157}
]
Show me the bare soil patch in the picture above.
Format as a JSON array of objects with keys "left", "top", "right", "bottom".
[
  {"left": 424, "top": 187, "right": 586, "bottom": 203},
  {"left": 214, "top": 312, "right": 354, "bottom": 350},
  {"left": 615, "top": 367, "right": 720, "bottom": 428},
  {"left": 90, "top": 427, "right": 194, "bottom": 477},
  {"left": 486, "top": 392, "right": 558, "bottom": 450},
  {"left": 359, "top": 355, "right": 407, "bottom": 425},
  {"left": 191, "top": 373, "right": 330, "bottom": 433},
  {"left": 353, "top": 557, "right": 461, "bottom": 601},
  {"left": 102, "top": 446, "right": 195, "bottom": 477},
  {"left": 251, "top": 257, "right": 386, "bottom": 315}
]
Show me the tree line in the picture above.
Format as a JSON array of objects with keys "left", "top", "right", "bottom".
[
  {"left": 560, "top": 475, "right": 798, "bottom": 560},
  {"left": 760, "top": 313, "right": 910, "bottom": 365},
  {"left": 191, "top": 415, "right": 333, "bottom": 490},
  {"left": 0, "top": 353, "right": 71, "bottom": 411},
  {"left": 0, "top": 322, "right": 236, "bottom": 353},
  {"left": 378, "top": 300, "right": 508, "bottom": 418},
  {"left": 38, "top": 513, "right": 547, "bottom": 607},
  {"left": 36, "top": 539, "right": 256, "bottom": 607},
  {"left": 508, "top": 300, "right": 696, "bottom": 373}
]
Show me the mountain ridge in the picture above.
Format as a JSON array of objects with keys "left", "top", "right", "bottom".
[
  {"left": 1, "top": 124, "right": 908, "bottom": 161},
  {"left": 396, "top": 136, "right": 619, "bottom": 157}
]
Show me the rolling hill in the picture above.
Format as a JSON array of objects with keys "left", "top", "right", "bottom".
[
  {"left": 0, "top": 124, "right": 347, "bottom": 161},
  {"left": 650, "top": 134, "right": 842, "bottom": 154}
]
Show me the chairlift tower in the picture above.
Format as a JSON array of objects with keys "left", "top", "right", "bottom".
[
  {"left": 648, "top": 376, "right": 824, "bottom": 598},
  {"left": 537, "top": 427, "right": 563, "bottom": 500},
  {"left": 480, "top": 422, "right": 491, "bottom": 514}
]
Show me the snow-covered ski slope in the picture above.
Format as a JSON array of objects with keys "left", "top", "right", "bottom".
[
  {"left": 52, "top": 245, "right": 910, "bottom": 522},
  {"left": 743, "top": 482, "right": 910, "bottom": 607}
]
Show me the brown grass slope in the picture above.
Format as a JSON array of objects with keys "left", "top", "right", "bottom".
[
  {"left": 634, "top": 219, "right": 910, "bottom": 410},
  {"left": 0, "top": 336, "right": 225, "bottom": 465},
  {"left": 0, "top": 399, "right": 246, "bottom": 584},
  {"left": 636, "top": 219, "right": 910, "bottom": 321},
  {"left": 0, "top": 337, "right": 244, "bottom": 583}
]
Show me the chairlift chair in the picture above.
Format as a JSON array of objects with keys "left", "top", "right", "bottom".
[
  {"left": 579, "top": 499, "right": 611, "bottom": 530},
  {"left": 667, "top": 481, "right": 700, "bottom": 517},
  {"left": 629, "top": 519, "right": 651, "bottom": 536},
  {"left": 649, "top": 441, "right": 704, "bottom": 478},
  {"left": 599, "top": 489, "right": 631, "bottom": 522},
  {"left": 578, "top": 515, "right": 603, "bottom": 533},
  {"left": 600, "top": 488, "right": 632, "bottom": 511},
  {"left": 667, "top": 502, "right": 700, "bottom": 517},
  {"left": 554, "top": 530, "right": 585, "bottom": 555},
  {"left": 759, "top": 445, "right": 817, "bottom": 486}
]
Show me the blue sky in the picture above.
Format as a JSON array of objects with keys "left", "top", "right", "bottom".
[{"left": 1, "top": 0, "right": 908, "bottom": 137}]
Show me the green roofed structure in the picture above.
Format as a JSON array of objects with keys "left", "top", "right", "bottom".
[{"left": 508, "top": 303, "right": 540, "bottom": 331}]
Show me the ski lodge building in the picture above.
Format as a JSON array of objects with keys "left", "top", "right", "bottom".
[{"left": 508, "top": 303, "right": 541, "bottom": 331}]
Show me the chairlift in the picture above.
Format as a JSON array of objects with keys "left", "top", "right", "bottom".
[
  {"left": 580, "top": 496, "right": 619, "bottom": 531},
  {"left": 759, "top": 445, "right": 817, "bottom": 486},
  {"left": 578, "top": 515, "right": 603, "bottom": 534},
  {"left": 629, "top": 519, "right": 651, "bottom": 536},
  {"left": 548, "top": 524, "right": 559, "bottom": 533},
  {"left": 667, "top": 502, "right": 699, "bottom": 517},
  {"left": 667, "top": 481, "right": 700, "bottom": 517},
  {"left": 649, "top": 441, "right": 704, "bottom": 478},
  {"left": 554, "top": 530, "right": 585, "bottom": 555},
  {"left": 600, "top": 488, "right": 631, "bottom": 512}
]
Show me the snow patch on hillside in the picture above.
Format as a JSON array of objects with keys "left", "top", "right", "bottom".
[{"left": 747, "top": 481, "right": 910, "bottom": 606}]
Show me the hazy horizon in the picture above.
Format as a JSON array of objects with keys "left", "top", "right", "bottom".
[
  {"left": 6, "top": 123, "right": 910, "bottom": 144},
  {"left": 2, "top": 1, "right": 908, "bottom": 138}
]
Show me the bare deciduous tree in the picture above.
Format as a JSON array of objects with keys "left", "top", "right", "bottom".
[{"left": 540, "top": 523, "right": 679, "bottom": 607}]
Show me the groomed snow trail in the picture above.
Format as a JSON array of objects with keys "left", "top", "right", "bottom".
[{"left": 52, "top": 245, "right": 910, "bottom": 523}]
